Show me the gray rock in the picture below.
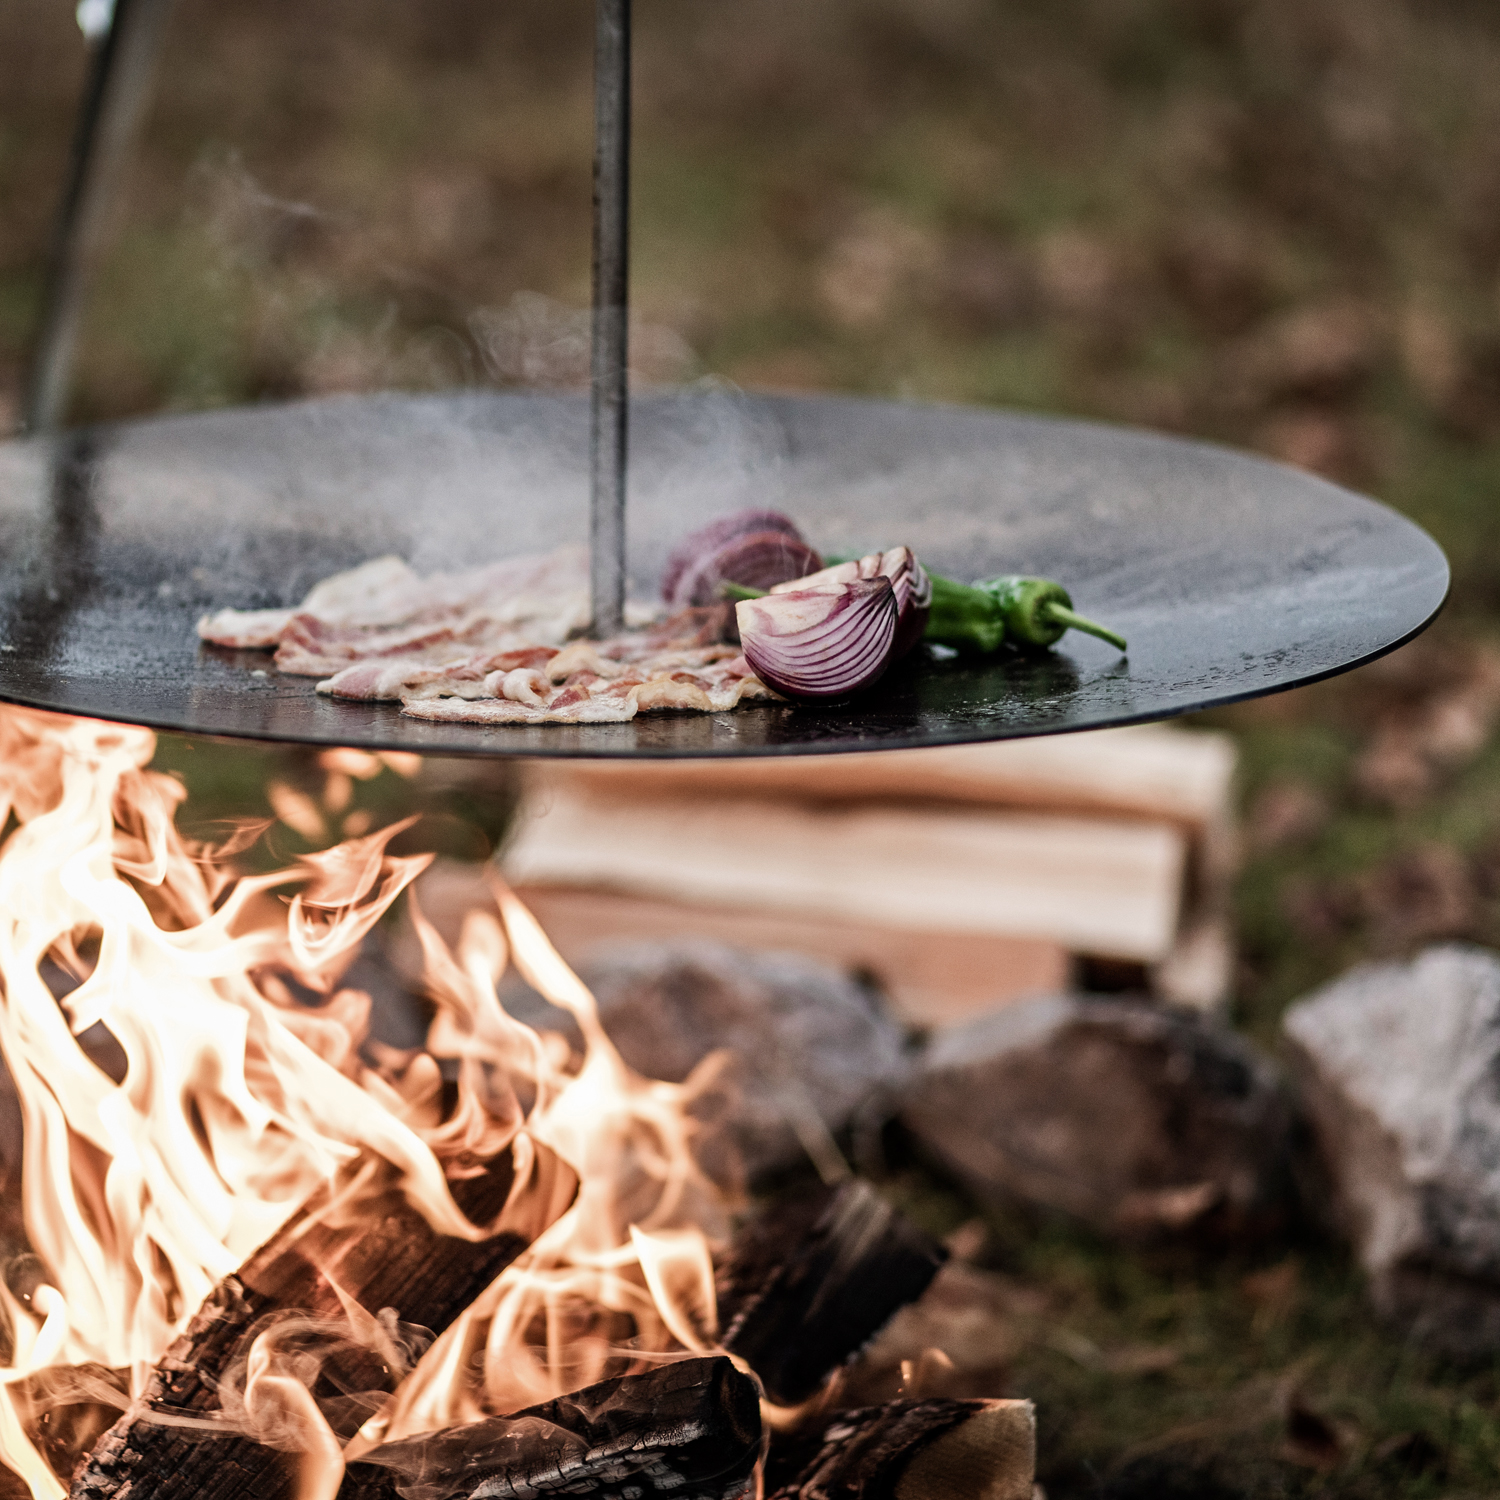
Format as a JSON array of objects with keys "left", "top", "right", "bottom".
[
  {"left": 1283, "top": 944, "right": 1500, "bottom": 1353},
  {"left": 501, "top": 940, "right": 910, "bottom": 1181},
  {"left": 900, "top": 995, "right": 1294, "bottom": 1241}
]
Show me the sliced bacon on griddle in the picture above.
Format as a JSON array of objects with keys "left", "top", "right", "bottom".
[
  {"left": 195, "top": 606, "right": 298, "bottom": 650},
  {"left": 318, "top": 645, "right": 564, "bottom": 703},
  {"left": 198, "top": 544, "right": 779, "bottom": 726},
  {"left": 396, "top": 636, "right": 776, "bottom": 724},
  {"left": 197, "top": 547, "right": 590, "bottom": 657}
]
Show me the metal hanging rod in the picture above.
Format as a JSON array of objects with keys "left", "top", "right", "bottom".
[{"left": 590, "top": 0, "right": 631, "bottom": 638}]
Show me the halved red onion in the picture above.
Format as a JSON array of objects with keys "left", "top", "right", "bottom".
[
  {"left": 771, "top": 546, "right": 930, "bottom": 660},
  {"left": 673, "top": 530, "right": 823, "bottom": 608},
  {"left": 735, "top": 577, "right": 898, "bottom": 701},
  {"left": 661, "top": 508, "right": 807, "bottom": 606},
  {"left": 882, "top": 546, "right": 932, "bottom": 658}
]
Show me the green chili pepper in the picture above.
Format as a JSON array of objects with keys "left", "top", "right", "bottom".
[
  {"left": 717, "top": 567, "right": 1125, "bottom": 653},
  {"left": 973, "top": 576, "right": 1127, "bottom": 652},
  {"left": 924, "top": 574, "right": 1006, "bottom": 653}
]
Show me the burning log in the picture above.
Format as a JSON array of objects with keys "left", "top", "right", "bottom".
[
  {"left": 338, "top": 1355, "right": 762, "bottom": 1500},
  {"left": 3, "top": 1364, "right": 128, "bottom": 1498},
  {"left": 765, "top": 1397, "right": 1035, "bottom": 1500},
  {"left": 717, "top": 1181, "right": 946, "bottom": 1407},
  {"left": 71, "top": 1141, "right": 576, "bottom": 1500}
]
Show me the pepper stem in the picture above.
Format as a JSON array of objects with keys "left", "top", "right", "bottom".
[
  {"left": 718, "top": 581, "right": 767, "bottom": 602},
  {"left": 1039, "top": 603, "right": 1127, "bottom": 652}
]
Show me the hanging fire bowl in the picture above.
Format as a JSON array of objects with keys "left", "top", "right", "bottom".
[{"left": 0, "top": 385, "right": 1448, "bottom": 759}]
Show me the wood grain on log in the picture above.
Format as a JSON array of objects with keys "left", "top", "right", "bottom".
[
  {"left": 766, "top": 1397, "right": 1035, "bottom": 1500},
  {"left": 717, "top": 1181, "right": 946, "bottom": 1407},
  {"left": 71, "top": 1139, "right": 576, "bottom": 1500},
  {"left": 517, "top": 723, "right": 1241, "bottom": 1016},
  {"left": 543, "top": 728, "right": 1236, "bottom": 833},
  {"left": 337, "top": 1355, "right": 762, "bottom": 1500},
  {"left": 504, "top": 784, "right": 1189, "bottom": 967}
]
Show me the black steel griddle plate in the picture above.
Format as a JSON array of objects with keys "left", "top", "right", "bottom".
[{"left": 0, "top": 389, "right": 1448, "bottom": 758}]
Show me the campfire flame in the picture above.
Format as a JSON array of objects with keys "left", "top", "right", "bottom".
[{"left": 0, "top": 709, "right": 737, "bottom": 1498}]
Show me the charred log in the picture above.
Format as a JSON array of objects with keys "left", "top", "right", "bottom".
[
  {"left": 10, "top": 1364, "right": 129, "bottom": 1491},
  {"left": 71, "top": 1140, "right": 576, "bottom": 1500},
  {"left": 717, "top": 1180, "right": 945, "bottom": 1406},
  {"left": 338, "top": 1355, "right": 762, "bottom": 1500},
  {"left": 765, "top": 1397, "right": 1035, "bottom": 1500}
]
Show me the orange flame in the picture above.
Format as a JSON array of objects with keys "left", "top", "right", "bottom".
[
  {"left": 0, "top": 709, "right": 738, "bottom": 1498},
  {"left": 351, "top": 883, "right": 739, "bottom": 1445}
]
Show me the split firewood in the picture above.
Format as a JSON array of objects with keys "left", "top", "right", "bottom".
[
  {"left": 765, "top": 1397, "right": 1035, "bottom": 1500},
  {"left": 337, "top": 1355, "right": 762, "bottom": 1500},
  {"left": 717, "top": 1180, "right": 947, "bottom": 1407},
  {"left": 71, "top": 1140, "right": 576, "bottom": 1500}
]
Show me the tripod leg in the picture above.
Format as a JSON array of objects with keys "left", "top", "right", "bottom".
[{"left": 25, "top": 0, "right": 176, "bottom": 433}]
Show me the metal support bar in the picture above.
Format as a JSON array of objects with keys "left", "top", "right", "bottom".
[
  {"left": 25, "top": 0, "right": 175, "bottom": 433},
  {"left": 589, "top": 0, "right": 630, "bottom": 637}
]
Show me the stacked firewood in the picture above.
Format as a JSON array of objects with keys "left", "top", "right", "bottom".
[
  {"left": 38, "top": 1163, "right": 1033, "bottom": 1500},
  {"left": 505, "top": 724, "right": 1238, "bottom": 1023}
]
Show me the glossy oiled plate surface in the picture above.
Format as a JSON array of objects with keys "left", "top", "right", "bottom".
[{"left": 0, "top": 389, "right": 1448, "bottom": 758}]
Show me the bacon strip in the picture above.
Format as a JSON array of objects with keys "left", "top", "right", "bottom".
[
  {"left": 197, "top": 548, "right": 591, "bottom": 657},
  {"left": 200, "top": 546, "right": 781, "bottom": 727},
  {"left": 397, "top": 647, "right": 775, "bottom": 724},
  {"left": 194, "top": 605, "right": 298, "bottom": 650}
]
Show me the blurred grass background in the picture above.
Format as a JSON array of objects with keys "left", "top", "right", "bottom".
[{"left": 6, "top": 0, "right": 1500, "bottom": 1493}]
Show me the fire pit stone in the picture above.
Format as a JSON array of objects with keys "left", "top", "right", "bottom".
[
  {"left": 498, "top": 938, "right": 911, "bottom": 1181},
  {"left": 900, "top": 994, "right": 1296, "bottom": 1242},
  {"left": 1285, "top": 943, "right": 1500, "bottom": 1353}
]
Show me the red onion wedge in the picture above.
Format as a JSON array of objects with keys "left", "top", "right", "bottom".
[
  {"left": 735, "top": 577, "right": 898, "bottom": 701},
  {"left": 772, "top": 546, "right": 931, "bottom": 660},
  {"left": 662, "top": 508, "right": 810, "bottom": 607},
  {"left": 673, "top": 530, "right": 823, "bottom": 608}
]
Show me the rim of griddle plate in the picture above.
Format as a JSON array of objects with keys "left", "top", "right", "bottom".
[{"left": 0, "top": 387, "right": 1450, "bottom": 759}]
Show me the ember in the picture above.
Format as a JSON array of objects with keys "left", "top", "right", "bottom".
[{"left": 0, "top": 707, "right": 1030, "bottom": 1499}]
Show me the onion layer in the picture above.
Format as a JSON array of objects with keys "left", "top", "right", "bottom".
[
  {"left": 661, "top": 508, "right": 810, "bottom": 607},
  {"left": 672, "top": 530, "right": 823, "bottom": 608},
  {"left": 735, "top": 577, "right": 898, "bottom": 701},
  {"left": 771, "top": 546, "right": 931, "bottom": 659}
]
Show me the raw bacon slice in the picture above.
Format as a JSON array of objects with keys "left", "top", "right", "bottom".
[
  {"left": 197, "top": 548, "right": 589, "bottom": 655},
  {"left": 318, "top": 647, "right": 561, "bottom": 702},
  {"left": 315, "top": 656, "right": 472, "bottom": 702},
  {"left": 197, "top": 556, "right": 422, "bottom": 647},
  {"left": 276, "top": 614, "right": 471, "bottom": 677},
  {"left": 194, "top": 606, "right": 298, "bottom": 650},
  {"left": 199, "top": 545, "right": 779, "bottom": 728},
  {"left": 396, "top": 632, "right": 777, "bottom": 724},
  {"left": 402, "top": 694, "right": 639, "bottom": 724},
  {"left": 400, "top": 669, "right": 776, "bottom": 725},
  {"left": 313, "top": 613, "right": 761, "bottom": 709}
]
